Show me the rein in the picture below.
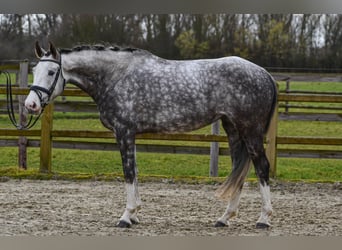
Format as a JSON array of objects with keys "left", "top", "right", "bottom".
[
  {"left": 3, "top": 70, "right": 39, "bottom": 130},
  {"left": 4, "top": 58, "right": 65, "bottom": 130}
]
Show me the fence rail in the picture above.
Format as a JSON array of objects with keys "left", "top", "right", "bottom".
[{"left": 1, "top": 61, "right": 342, "bottom": 177}]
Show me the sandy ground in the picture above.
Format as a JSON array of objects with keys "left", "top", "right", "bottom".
[{"left": 0, "top": 178, "right": 341, "bottom": 236}]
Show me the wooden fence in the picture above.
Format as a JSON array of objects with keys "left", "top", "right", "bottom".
[{"left": 1, "top": 61, "right": 342, "bottom": 177}]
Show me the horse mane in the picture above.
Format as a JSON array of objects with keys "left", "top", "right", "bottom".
[{"left": 59, "top": 44, "right": 141, "bottom": 55}]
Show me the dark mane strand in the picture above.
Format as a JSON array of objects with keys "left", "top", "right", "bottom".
[
  {"left": 110, "top": 46, "right": 121, "bottom": 51},
  {"left": 93, "top": 44, "right": 106, "bottom": 50},
  {"left": 59, "top": 48, "right": 72, "bottom": 54},
  {"left": 122, "top": 47, "right": 138, "bottom": 52},
  {"left": 59, "top": 44, "right": 139, "bottom": 54}
]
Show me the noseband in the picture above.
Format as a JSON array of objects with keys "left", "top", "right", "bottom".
[{"left": 30, "top": 58, "right": 66, "bottom": 109}]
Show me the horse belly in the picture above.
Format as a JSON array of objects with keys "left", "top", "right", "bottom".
[
  {"left": 136, "top": 98, "right": 217, "bottom": 133},
  {"left": 156, "top": 113, "right": 215, "bottom": 133}
]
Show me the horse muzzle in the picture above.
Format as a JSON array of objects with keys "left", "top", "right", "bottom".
[{"left": 24, "top": 93, "right": 42, "bottom": 115}]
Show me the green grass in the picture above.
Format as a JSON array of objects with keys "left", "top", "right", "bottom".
[
  {"left": 277, "top": 81, "right": 342, "bottom": 93},
  {"left": 277, "top": 158, "right": 342, "bottom": 181},
  {"left": 1, "top": 146, "right": 340, "bottom": 182},
  {"left": 0, "top": 79, "right": 341, "bottom": 182}
]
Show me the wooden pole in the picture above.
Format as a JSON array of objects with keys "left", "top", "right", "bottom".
[
  {"left": 285, "top": 79, "right": 290, "bottom": 114},
  {"left": 18, "top": 60, "right": 29, "bottom": 170},
  {"left": 39, "top": 103, "right": 54, "bottom": 173},
  {"left": 209, "top": 120, "right": 220, "bottom": 177}
]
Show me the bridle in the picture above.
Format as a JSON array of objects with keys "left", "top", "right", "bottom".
[
  {"left": 29, "top": 58, "right": 66, "bottom": 109},
  {"left": 5, "top": 57, "right": 66, "bottom": 130}
]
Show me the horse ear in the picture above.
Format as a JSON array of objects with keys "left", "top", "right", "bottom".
[
  {"left": 35, "top": 41, "right": 44, "bottom": 59},
  {"left": 49, "top": 41, "right": 59, "bottom": 59}
]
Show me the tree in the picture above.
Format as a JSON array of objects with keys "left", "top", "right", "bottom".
[
  {"left": 322, "top": 14, "right": 342, "bottom": 68},
  {"left": 175, "top": 30, "right": 209, "bottom": 59},
  {"left": 232, "top": 14, "right": 254, "bottom": 60},
  {"left": 1, "top": 14, "right": 342, "bottom": 70}
]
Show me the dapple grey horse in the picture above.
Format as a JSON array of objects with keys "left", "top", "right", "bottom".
[{"left": 25, "top": 42, "right": 277, "bottom": 229}]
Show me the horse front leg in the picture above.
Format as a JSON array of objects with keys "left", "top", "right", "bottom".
[{"left": 116, "top": 129, "right": 141, "bottom": 228}]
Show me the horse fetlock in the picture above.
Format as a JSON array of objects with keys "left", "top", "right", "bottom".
[
  {"left": 126, "top": 207, "right": 137, "bottom": 213},
  {"left": 262, "top": 205, "right": 273, "bottom": 217},
  {"left": 129, "top": 207, "right": 140, "bottom": 223},
  {"left": 227, "top": 209, "right": 238, "bottom": 219},
  {"left": 130, "top": 215, "right": 140, "bottom": 224}
]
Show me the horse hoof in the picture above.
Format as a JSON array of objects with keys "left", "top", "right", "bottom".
[
  {"left": 116, "top": 220, "right": 132, "bottom": 228},
  {"left": 214, "top": 221, "right": 228, "bottom": 227},
  {"left": 256, "top": 222, "right": 270, "bottom": 229}
]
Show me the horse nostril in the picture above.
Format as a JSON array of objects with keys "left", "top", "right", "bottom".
[{"left": 31, "top": 102, "right": 37, "bottom": 109}]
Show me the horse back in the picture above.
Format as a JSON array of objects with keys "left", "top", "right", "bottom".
[{"left": 103, "top": 55, "right": 276, "bottom": 134}]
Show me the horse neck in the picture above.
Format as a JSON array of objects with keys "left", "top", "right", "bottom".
[{"left": 61, "top": 51, "right": 133, "bottom": 101}]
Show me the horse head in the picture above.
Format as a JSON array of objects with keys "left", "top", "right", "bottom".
[{"left": 25, "top": 41, "right": 65, "bottom": 114}]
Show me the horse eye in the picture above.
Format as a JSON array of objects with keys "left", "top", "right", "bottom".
[{"left": 48, "top": 70, "right": 55, "bottom": 76}]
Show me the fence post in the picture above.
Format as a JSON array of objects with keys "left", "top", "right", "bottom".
[
  {"left": 39, "top": 103, "right": 54, "bottom": 173},
  {"left": 18, "top": 60, "right": 29, "bottom": 169},
  {"left": 285, "top": 79, "right": 290, "bottom": 114},
  {"left": 209, "top": 120, "right": 220, "bottom": 177},
  {"left": 265, "top": 96, "right": 279, "bottom": 178}
]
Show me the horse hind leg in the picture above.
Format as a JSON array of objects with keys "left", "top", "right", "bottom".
[
  {"left": 215, "top": 120, "right": 251, "bottom": 227},
  {"left": 215, "top": 182, "right": 245, "bottom": 227},
  {"left": 244, "top": 135, "right": 273, "bottom": 228}
]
